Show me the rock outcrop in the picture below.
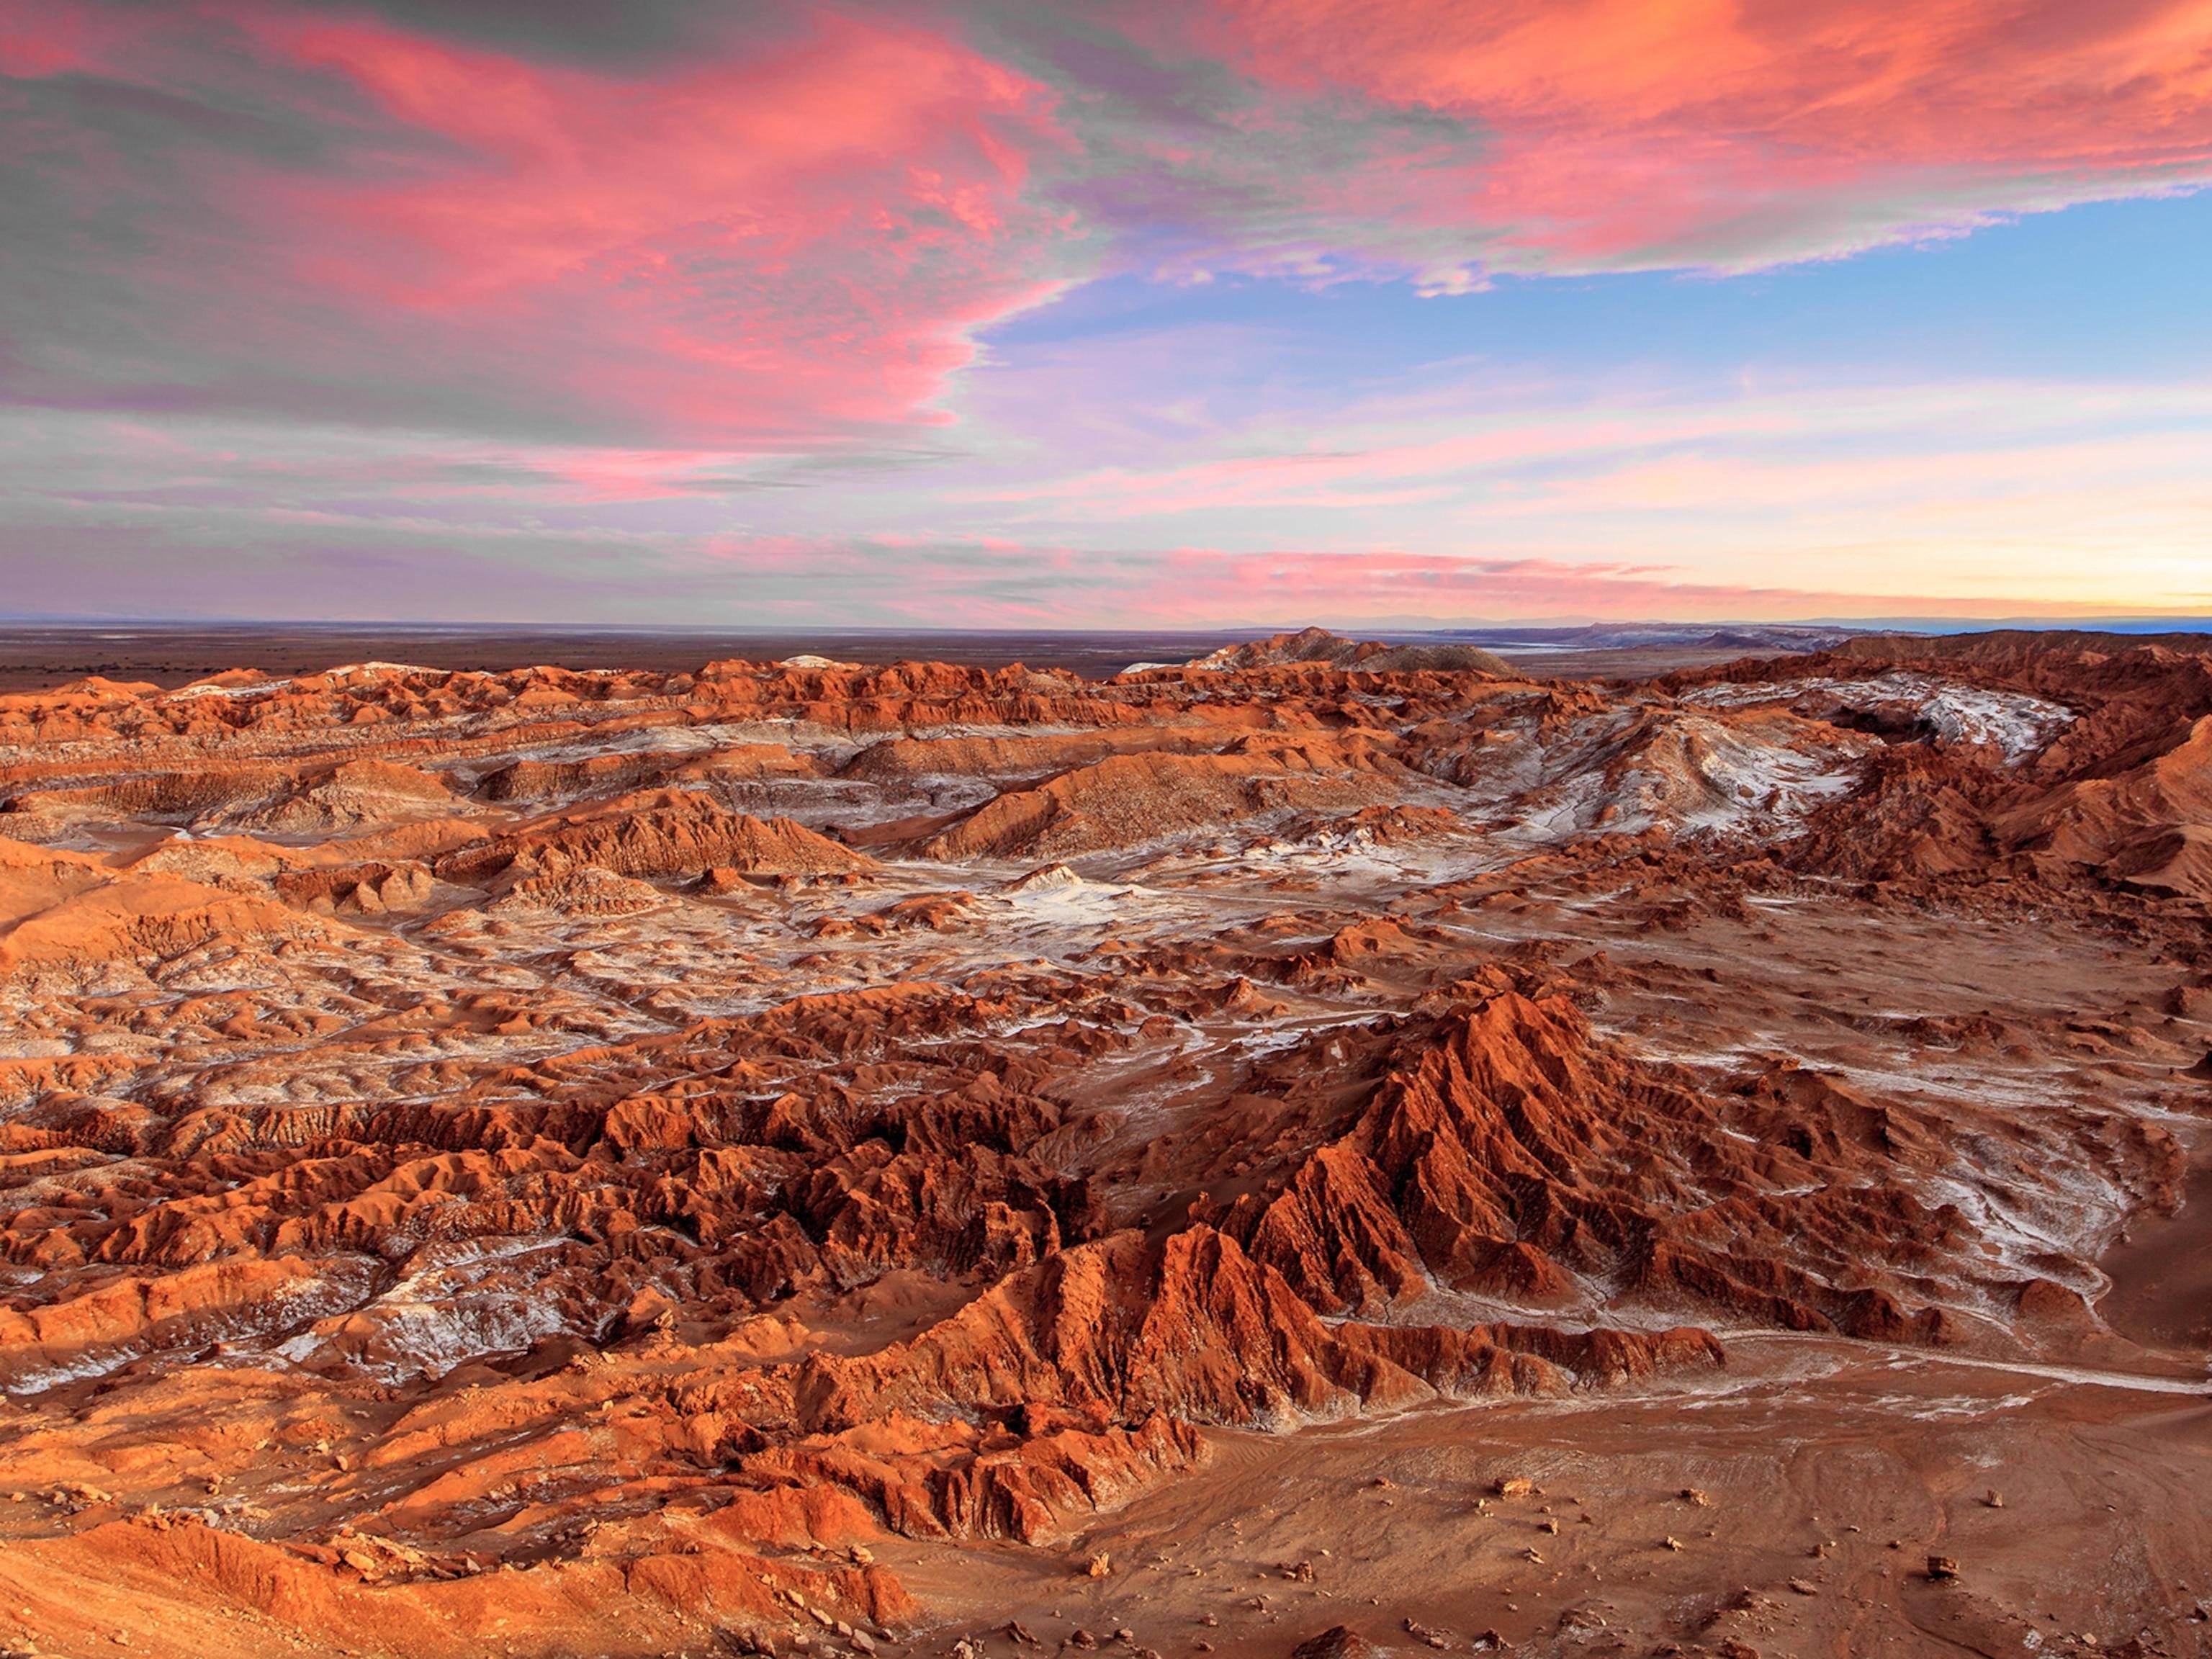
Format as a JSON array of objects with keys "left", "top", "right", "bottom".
[
  {"left": 0, "top": 630, "right": 2201, "bottom": 1655},
  {"left": 1188, "top": 627, "right": 1513, "bottom": 677}
]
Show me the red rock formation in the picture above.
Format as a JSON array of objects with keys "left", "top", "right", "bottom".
[
  {"left": 1187, "top": 627, "right": 1513, "bottom": 677},
  {"left": 1673, "top": 634, "right": 2212, "bottom": 896},
  {"left": 1997, "top": 715, "right": 2212, "bottom": 895},
  {"left": 0, "top": 631, "right": 2199, "bottom": 1655},
  {"left": 923, "top": 743, "right": 1404, "bottom": 860},
  {"left": 437, "top": 790, "right": 874, "bottom": 885},
  {"left": 0, "top": 872, "right": 345, "bottom": 981}
]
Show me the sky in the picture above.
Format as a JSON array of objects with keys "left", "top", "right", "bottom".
[{"left": 3, "top": 0, "right": 2211, "bottom": 629}]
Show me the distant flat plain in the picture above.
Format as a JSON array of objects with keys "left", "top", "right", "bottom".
[{"left": 0, "top": 624, "right": 1758, "bottom": 690}]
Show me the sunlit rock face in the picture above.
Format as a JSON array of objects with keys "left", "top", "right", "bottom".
[{"left": 0, "top": 631, "right": 2208, "bottom": 1655}]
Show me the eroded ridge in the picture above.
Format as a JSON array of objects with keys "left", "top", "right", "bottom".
[{"left": 0, "top": 628, "right": 2208, "bottom": 1658}]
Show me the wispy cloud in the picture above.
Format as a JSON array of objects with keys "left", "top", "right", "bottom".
[
  {"left": 0, "top": 1, "right": 1076, "bottom": 444},
  {"left": 3, "top": 1, "right": 2210, "bottom": 621},
  {"left": 5, "top": 366, "right": 2208, "bottom": 621},
  {"left": 6, "top": 1, "right": 2211, "bottom": 445},
  {"left": 1178, "top": 0, "right": 2212, "bottom": 282}
]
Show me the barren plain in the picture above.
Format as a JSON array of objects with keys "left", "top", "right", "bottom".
[{"left": 0, "top": 626, "right": 2206, "bottom": 1659}]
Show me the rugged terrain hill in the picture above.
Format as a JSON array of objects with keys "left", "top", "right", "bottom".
[
  {"left": 0, "top": 631, "right": 2207, "bottom": 1658},
  {"left": 1189, "top": 626, "right": 1516, "bottom": 676}
]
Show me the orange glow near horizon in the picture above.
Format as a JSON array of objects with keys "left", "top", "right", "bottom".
[{"left": 1, "top": 0, "right": 2209, "bottom": 623}]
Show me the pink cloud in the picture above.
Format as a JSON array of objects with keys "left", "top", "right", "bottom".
[
  {"left": 957, "top": 408, "right": 1768, "bottom": 517},
  {"left": 1172, "top": 0, "right": 2212, "bottom": 278},
  {"left": 0, "top": 0, "right": 1074, "bottom": 444},
  {"left": 1109, "top": 547, "right": 2171, "bottom": 626},
  {"left": 676, "top": 536, "right": 2156, "bottom": 627},
  {"left": 9, "top": 384, "right": 2208, "bottom": 624},
  {"left": 6, "top": 0, "right": 2212, "bottom": 454}
]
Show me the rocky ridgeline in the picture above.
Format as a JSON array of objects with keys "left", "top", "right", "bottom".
[{"left": 0, "top": 631, "right": 2207, "bottom": 1653}]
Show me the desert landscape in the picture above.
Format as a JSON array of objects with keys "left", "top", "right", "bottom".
[
  {"left": 0, "top": 626, "right": 2203, "bottom": 1659},
  {"left": 10, "top": 0, "right": 2212, "bottom": 1650}
]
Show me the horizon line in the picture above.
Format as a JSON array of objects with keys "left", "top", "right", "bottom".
[{"left": 4, "top": 614, "right": 2212, "bottom": 637}]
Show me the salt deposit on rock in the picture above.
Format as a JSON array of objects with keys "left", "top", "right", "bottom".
[{"left": 0, "top": 629, "right": 2206, "bottom": 1655}]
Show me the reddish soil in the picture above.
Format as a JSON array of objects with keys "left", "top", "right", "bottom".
[{"left": 0, "top": 627, "right": 2206, "bottom": 1659}]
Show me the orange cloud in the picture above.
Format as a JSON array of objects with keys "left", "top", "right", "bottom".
[
  {"left": 5, "top": 0, "right": 2211, "bottom": 451},
  {"left": 1188, "top": 0, "right": 2212, "bottom": 274}
]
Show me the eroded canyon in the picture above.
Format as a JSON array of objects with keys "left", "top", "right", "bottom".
[{"left": 0, "top": 628, "right": 2206, "bottom": 1659}]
